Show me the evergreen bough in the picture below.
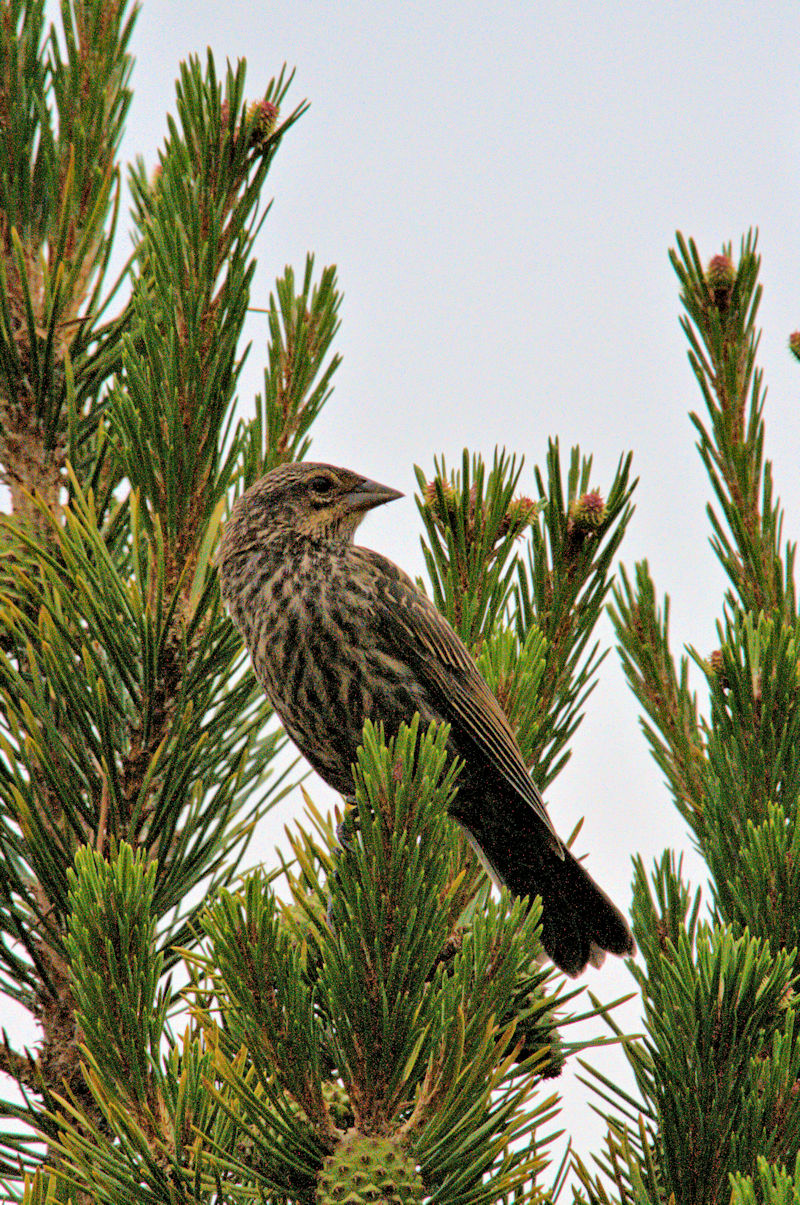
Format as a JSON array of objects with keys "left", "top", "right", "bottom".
[{"left": 574, "top": 235, "right": 800, "bottom": 1204}]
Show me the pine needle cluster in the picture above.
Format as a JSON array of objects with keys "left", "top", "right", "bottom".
[{"left": 575, "top": 234, "right": 800, "bottom": 1204}]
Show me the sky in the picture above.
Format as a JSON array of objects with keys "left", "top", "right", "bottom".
[{"left": 10, "top": 0, "right": 800, "bottom": 1183}]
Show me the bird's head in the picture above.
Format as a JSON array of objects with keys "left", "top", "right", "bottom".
[{"left": 218, "top": 462, "right": 403, "bottom": 566}]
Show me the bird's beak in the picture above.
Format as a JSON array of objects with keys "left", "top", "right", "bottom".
[{"left": 347, "top": 476, "right": 404, "bottom": 512}]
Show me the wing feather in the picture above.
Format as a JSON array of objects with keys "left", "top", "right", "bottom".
[{"left": 358, "top": 548, "right": 563, "bottom": 852}]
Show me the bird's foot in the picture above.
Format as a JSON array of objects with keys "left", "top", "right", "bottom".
[
  {"left": 335, "top": 799, "right": 361, "bottom": 851},
  {"left": 326, "top": 798, "right": 361, "bottom": 931}
]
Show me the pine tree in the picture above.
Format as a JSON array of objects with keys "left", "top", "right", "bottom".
[
  {"left": 573, "top": 235, "right": 800, "bottom": 1204},
  {"left": 0, "top": 3, "right": 641, "bottom": 1202}
]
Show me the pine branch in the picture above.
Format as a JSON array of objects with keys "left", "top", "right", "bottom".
[
  {"left": 415, "top": 447, "right": 536, "bottom": 650},
  {"left": 693, "top": 611, "right": 800, "bottom": 952},
  {"left": 610, "top": 560, "right": 706, "bottom": 839},
  {"left": 0, "top": 20, "right": 313, "bottom": 1189},
  {"left": 241, "top": 256, "right": 343, "bottom": 478},
  {"left": 415, "top": 443, "right": 636, "bottom": 792},
  {"left": 514, "top": 441, "right": 636, "bottom": 789},
  {"left": 576, "top": 854, "right": 800, "bottom": 1205},
  {"left": 113, "top": 55, "right": 306, "bottom": 596},
  {"left": 586, "top": 232, "right": 800, "bottom": 1204},
  {"left": 0, "top": 0, "right": 136, "bottom": 535},
  {"left": 671, "top": 231, "right": 796, "bottom": 619},
  {"left": 196, "top": 719, "right": 568, "bottom": 1204},
  {"left": 731, "top": 1152, "right": 800, "bottom": 1205}
]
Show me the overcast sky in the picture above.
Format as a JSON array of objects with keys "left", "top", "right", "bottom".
[{"left": 12, "top": 0, "right": 800, "bottom": 1179}]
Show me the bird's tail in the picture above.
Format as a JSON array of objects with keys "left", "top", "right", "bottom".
[{"left": 456, "top": 812, "right": 635, "bottom": 977}]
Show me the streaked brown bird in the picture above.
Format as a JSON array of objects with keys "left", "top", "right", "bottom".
[{"left": 217, "top": 461, "right": 634, "bottom": 976}]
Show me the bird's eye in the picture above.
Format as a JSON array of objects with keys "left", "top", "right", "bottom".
[{"left": 309, "top": 474, "right": 335, "bottom": 496}]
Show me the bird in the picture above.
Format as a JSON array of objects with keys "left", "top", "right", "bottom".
[{"left": 217, "top": 461, "right": 635, "bottom": 976}]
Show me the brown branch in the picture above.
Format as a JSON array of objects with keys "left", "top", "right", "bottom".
[{"left": 0, "top": 1034, "right": 41, "bottom": 1090}]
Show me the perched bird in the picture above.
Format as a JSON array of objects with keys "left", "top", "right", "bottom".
[{"left": 217, "top": 461, "right": 635, "bottom": 976}]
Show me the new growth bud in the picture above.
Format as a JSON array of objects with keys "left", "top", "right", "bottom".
[
  {"left": 705, "top": 253, "right": 736, "bottom": 311},
  {"left": 708, "top": 648, "right": 730, "bottom": 691},
  {"left": 423, "top": 478, "right": 537, "bottom": 547},
  {"left": 497, "top": 494, "right": 538, "bottom": 540},
  {"left": 247, "top": 98, "right": 280, "bottom": 151},
  {"left": 422, "top": 478, "right": 458, "bottom": 529},
  {"left": 565, "top": 490, "right": 607, "bottom": 560},
  {"left": 569, "top": 491, "right": 607, "bottom": 534}
]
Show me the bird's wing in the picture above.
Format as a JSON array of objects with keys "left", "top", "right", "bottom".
[{"left": 358, "top": 549, "right": 563, "bottom": 852}]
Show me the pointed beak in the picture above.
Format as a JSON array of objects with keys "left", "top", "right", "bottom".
[{"left": 346, "top": 475, "right": 404, "bottom": 512}]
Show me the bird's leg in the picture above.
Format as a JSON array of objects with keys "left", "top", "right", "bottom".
[
  {"left": 327, "top": 795, "right": 360, "bottom": 931},
  {"left": 335, "top": 796, "right": 361, "bottom": 851}
]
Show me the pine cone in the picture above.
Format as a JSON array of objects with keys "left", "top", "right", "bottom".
[{"left": 317, "top": 1133, "right": 424, "bottom": 1204}]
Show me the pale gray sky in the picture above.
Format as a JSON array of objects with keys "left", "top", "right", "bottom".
[{"left": 13, "top": 0, "right": 800, "bottom": 1180}]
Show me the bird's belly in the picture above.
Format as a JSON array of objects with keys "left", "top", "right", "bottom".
[{"left": 255, "top": 601, "right": 437, "bottom": 795}]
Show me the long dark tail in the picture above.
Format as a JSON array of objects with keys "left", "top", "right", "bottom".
[
  {"left": 528, "top": 843, "right": 635, "bottom": 976},
  {"left": 454, "top": 805, "right": 635, "bottom": 977}
]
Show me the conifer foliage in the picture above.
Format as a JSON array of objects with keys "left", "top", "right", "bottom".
[
  {"left": 574, "top": 235, "right": 800, "bottom": 1204},
  {"left": 0, "top": 2, "right": 641, "bottom": 1202}
]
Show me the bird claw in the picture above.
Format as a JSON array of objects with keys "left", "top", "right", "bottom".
[
  {"left": 335, "top": 800, "right": 360, "bottom": 851},
  {"left": 326, "top": 798, "right": 360, "bottom": 932}
]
